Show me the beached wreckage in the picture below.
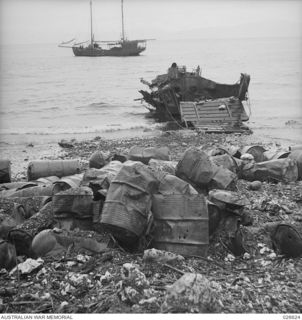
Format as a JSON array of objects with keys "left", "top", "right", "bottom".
[{"left": 139, "top": 64, "right": 251, "bottom": 133}]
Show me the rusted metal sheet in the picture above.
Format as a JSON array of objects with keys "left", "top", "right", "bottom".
[
  {"left": 180, "top": 98, "right": 250, "bottom": 133},
  {"left": 152, "top": 194, "right": 209, "bottom": 257}
]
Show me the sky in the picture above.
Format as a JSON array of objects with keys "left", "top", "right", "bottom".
[{"left": 0, "top": 0, "right": 301, "bottom": 44}]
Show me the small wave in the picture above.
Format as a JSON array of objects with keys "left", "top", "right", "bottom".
[
  {"left": 76, "top": 102, "right": 111, "bottom": 110},
  {"left": 123, "top": 111, "right": 149, "bottom": 116},
  {"left": 35, "top": 100, "right": 57, "bottom": 104},
  {"left": 77, "top": 102, "right": 141, "bottom": 111},
  {"left": 36, "top": 80, "right": 56, "bottom": 85},
  {"left": 0, "top": 110, "right": 25, "bottom": 116},
  {"left": 88, "top": 102, "right": 108, "bottom": 108},
  {"left": 0, "top": 141, "right": 11, "bottom": 146},
  {"left": 18, "top": 99, "right": 29, "bottom": 103}
]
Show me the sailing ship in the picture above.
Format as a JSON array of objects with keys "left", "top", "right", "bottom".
[{"left": 59, "top": 0, "right": 150, "bottom": 57}]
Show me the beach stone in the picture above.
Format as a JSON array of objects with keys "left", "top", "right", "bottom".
[
  {"left": 143, "top": 248, "right": 184, "bottom": 264},
  {"left": 161, "top": 273, "right": 222, "bottom": 313},
  {"left": 58, "top": 140, "right": 74, "bottom": 149},
  {"left": 10, "top": 258, "right": 44, "bottom": 275},
  {"left": 31, "top": 229, "right": 64, "bottom": 258},
  {"left": 118, "top": 263, "right": 150, "bottom": 305},
  {"left": 248, "top": 180, "right": 262, "bottom": 190},
  {"left": 89, "top": 151, "right": 107, "bottom": 169}
]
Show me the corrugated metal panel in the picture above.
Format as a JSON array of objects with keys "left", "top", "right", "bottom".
[
  {"left": 180, "top": 98, "right": 247, "bottom": 132},
  {"left": 152, "top": 194, "right": 208, "bottom": 257}
]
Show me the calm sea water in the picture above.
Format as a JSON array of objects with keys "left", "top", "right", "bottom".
[{"left": 0, "top": 37, "right": 301, "bottom": 144}]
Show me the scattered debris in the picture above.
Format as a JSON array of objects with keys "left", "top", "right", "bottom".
[
  {"left": 143, "top": 248, "right": 184, "bottom": 264},
  {"left": 58, "top": 139, "right": 75, "bottom": 149},
  {"left": 1, "top": 133, "right": 302, "bottom": 313},
  {"left": 10, "top": 258, "right": 44, "bottom": 275},
  {"left": 161, "top": 273, "right": 222, "bottom": 313}
]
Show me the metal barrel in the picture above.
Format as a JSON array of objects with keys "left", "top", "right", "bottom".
[
  {"left": 34, "top": 176, "right": 60, "bottom": 185},
  {"left": 27, "top": 160, "right": 80, "bottom": 181},
  {"left": 152, "top": 194, "right": 209, "bottom": 257},
  {"left": 210, "top": 154, "right": 239, "bottom": 174},
  {"left": 101, "top": 163, "right": 159, "bottom": 244},
  {"left": 3, "top": 196, "right": 52, "bottom": 217},
  {"left": 289, "top": 145, "right": 302, "bottom": 152},
  {"left": 263, "top": 150, "right": 290, "bottom": 161},
  {"left": 52, "top": 173, "right": 84, "bottom": 194},
  {"left": 289, "top": 150, "right": 302, "bottom": 180},
  {"left": 176, "top": 147, "right": 217, "bottom": 186},
  {"left": 52, "top": 186, "right": 94, "bottom": 219},
  {"left": 240, "top": 145, "right": 267, "bottom": 162},
  {"left": 0, "top": 159, "right": 11, "bottom": 183},
  {"left": 128, "top": 146, "right": 170, "bottom": 164},
  {"left": 6, "top": 185, "right": 55, "bottom": 198}
]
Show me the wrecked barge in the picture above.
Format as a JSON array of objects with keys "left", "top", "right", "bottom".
[{"left": 139, "top": 64, "right": 251, "bottom": 133}]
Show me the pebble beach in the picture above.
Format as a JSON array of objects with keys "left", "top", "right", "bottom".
[
  {"left": 1, "top": 122, "right": 300, "bottom": 181},
  {"left": 1, "top": 125, "right": 302, "bottom": 313}
]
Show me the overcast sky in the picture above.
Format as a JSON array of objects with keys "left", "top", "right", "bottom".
[{"left": 1, "top": 0, "right": 301, "bottom": 44}]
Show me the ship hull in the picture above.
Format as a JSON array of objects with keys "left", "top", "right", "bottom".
[{"left": 72, "top": 43, "right": 145, "bottom": 57}]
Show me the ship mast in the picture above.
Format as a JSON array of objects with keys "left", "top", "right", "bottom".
[
  {"left": 121, "top": 0, "right": 125, "bottom": 41},
  {"left": 90, "top": 0, "right": 93, "bottom": 46}
]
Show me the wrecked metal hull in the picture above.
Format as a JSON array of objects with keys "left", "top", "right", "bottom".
[{"left": 139, "top": 68, "right": 251, "bottom": 133}]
